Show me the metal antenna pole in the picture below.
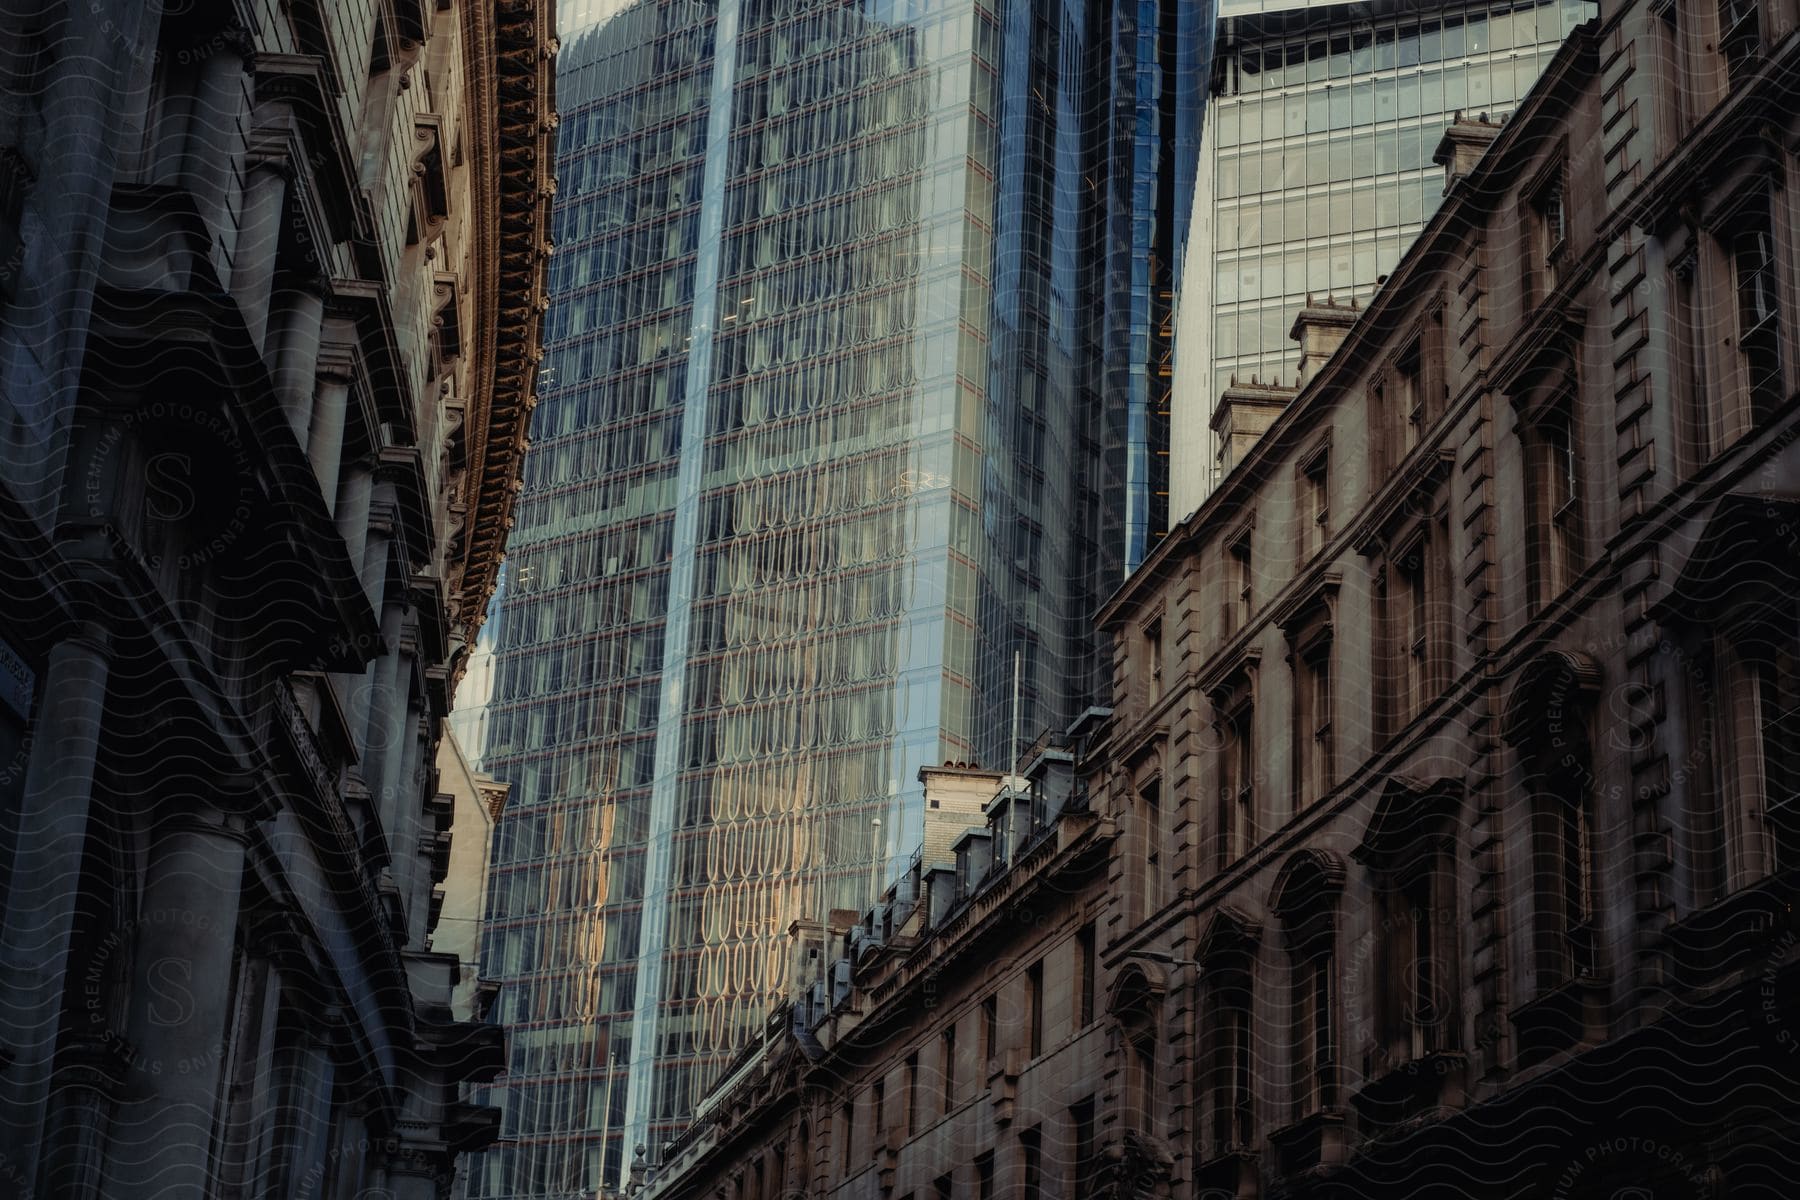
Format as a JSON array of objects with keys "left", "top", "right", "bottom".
[{"left": 1010, "top": 649, "right": 1022, "bottom": 782}]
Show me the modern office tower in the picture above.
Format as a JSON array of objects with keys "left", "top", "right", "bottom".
[
  {"left": 1169, "top": 0, "right": 1593, "bottom": 519},
  {"left": 466, "top": 1, "right": 1205, "bottom": 1195}
]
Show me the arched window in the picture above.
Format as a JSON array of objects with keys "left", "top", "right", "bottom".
[
  {"left": 1503, "top": 651, "right": 1602, "bottom": 991},
  {"left": 1354, "top": 776, "right": 1464, "bottom": 1113},
  {"left": 1198, "top": 908, "right": 1261, "bottom": 1163},
  {"left": 1656, "top": 496, "right": 1800, "bottom": 904},
  {"left": 1106, "top": 960, "right": 1167, "bottom": 1138},
  {"left": 1270, "top": 851, "right": 1347, "bottom": 1119}
]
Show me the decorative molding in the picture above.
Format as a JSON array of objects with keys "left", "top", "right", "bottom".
[
  {"left": 1274, "top": 568, "right": 1343, "bottom": 646},
  {"left": 453, "top": 0, "right": 555, "bottom": 692}
]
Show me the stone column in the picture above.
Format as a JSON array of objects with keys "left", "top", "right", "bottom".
[
  {"left": 362, "top": 476, "right": 399, "bottom": 615},
  {"left": 309, "top": 376, "right": 352, "bottom": 516},
  {"left": 185, "top": 32, "right": 252, "bottom": 276},
  {"left": 336, "top": 463, "right": 375, "bottom": 575},
  {"left": 233, "top": 161, "right": 292, "bottom": 355},
  {"left": 269, "top": 279, "right": 327, "bottom": 444},
  {"left": 364, "top": 603, "right": 411, "bottom": 825},
  {"left": 103, "top": 810, "right": 248, "bottom": 1200},
  {"left": 0, "top": 625, "right": 111, "bottom": 1187},
  {"left": 396, "top": 701, "right": 431, "bottom": 948},
  {"left": 310, "top": 332, "right": 357, "bottom": 517}
]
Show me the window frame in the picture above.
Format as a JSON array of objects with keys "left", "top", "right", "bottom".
[
  {"left": 1521, "top": 150, "right": 1571, "bottom": 307},
  {"left": 1202, "top": 952, "right": 1256, "bottom": 1157},
  {"left": 1726, "top": 180, "right": 1785, "bottom": 421},
  {"left": 1271, "top": 853, "right": 1347, "bottom": 1123},
  {"left": 1026, "top": 959, "right": 1045, "bottom": 1058},
  {"left": 1226, "top": 519, "right": 1256, "bottom": 637},
  {"left": 1277, "top": 576, "right": 1341, "bottom": 813},
  {"left": 1296, "top": 435, "right": 1333, "bottom": 564}
]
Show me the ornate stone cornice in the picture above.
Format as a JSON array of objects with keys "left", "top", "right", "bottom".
[{"left": 453, "top": 0, "right": 554, "bottom": 695}]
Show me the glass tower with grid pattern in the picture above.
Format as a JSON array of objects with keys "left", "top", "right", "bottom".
[
  {"left": 1169, "top": 0, "right": 1595, "bottom": 518},
  {"left": 463, "top": 2, "right": 1207, "bottom": 1194}
]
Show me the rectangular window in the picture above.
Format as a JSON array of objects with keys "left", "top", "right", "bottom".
[
  {"left": 1669, "top": 248, "right": 1713, "bottom": 470},
  {"left": 1548, "top": 415, "right": 1581, "bottom": 597},
  {"left": 1526, "top": 408, "right": 1584, "bottom": 610},
  {"left": 975, "top": 1151, "right": 995, "bottom": 1200},
  {"left": 1027, "top": 960, "right": 1044, "bottom": 1057},
  {"left": 1526, "top": 165, "right": 1568, "bottom": 304},
  {"left": 1396, "top": 342, "right": 1424, "bottom": 454},
  {"left": 941, "top": 1025, "right": 957, "bottom": 1112},
  {"left": 1229, "top": 527, "right": 1254, "bottom": 633},
  {"left": 1688, "top": 636, "right": 1731, "bottom": 905},
  {"left": 871, "top": 1079, "right": 884, "bottom": 1149},
  {"left": 1753, "top": 632, "right": 1800, "bottom": 870},
  {"left": 1071, "top": 1097, "right": 1099, "bottom": 1191},
  {"left": 1377, "top": 867, "right": 1457, "bottom": 1071},
  {"left": 1140, "top": 775, "right": 1164, "bottom": 916},
  {"left": 1732, "top": 186, "right": 1784, "bottom": 421},
  {"left": 1389, "top": 527, "right": 1448, "bottom": 730},
  {"left": 1527, "top": 736, "right": 1600, "bottom": 988},
  {"left": 1300, "top": 446, "right": 1330, "bottom": 561},
  {"left": 1205, "top": 962, "right": 1254, "bottom": 1154},
  {"left": 1022, "top": 1126, "right": 1043, "bottom": 1200},
  {"left": 841, "top": 1097, "right": 856, "bottom": 1174},
  {"left": 981, "top": 994, "right": 998, "bottom": 1068},
  {"left": 1704, "top": 610, "right": 1800, "bottom": 882},
  {"left": 1405, "top": 546, "right": 1429, "bottom": 717},
  {"left": 1219, "top": 702, "right": 1255, "bottom": 866},
  {"left": 1077, "top": 923, "right": 1096, "bottom": 1027},
  {"left": 1132, "top": 1031, "right": 1159, "bottom": 1132},
  {"left": 1298, "top": 647, "right": 1335, "bottom": 806},
  {"left": 935, "top": 1174, "right": 954, "bottom": 1200},
  {"left": 1145, "top": 619, "right": 1164, "bottom": 702},
  {"left": 905, "top": 1053, "right": 919, "bottom": 1137},
  {"left": 1717, "top": 0, "right": 1762, "bottom": 80},
  {"left": 1293, "top": 947, "right": 1337, "bottom": 1114}
]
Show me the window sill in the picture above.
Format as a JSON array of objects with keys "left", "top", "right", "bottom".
[
  {"left": 1350, "top": 1049, "right": 1467, "bottom": 1126},
  {"left": 1268, "top": 1106, "right": 1349, "bottom": 1176},
  {"left": 1511, "top": 972, "right": 1610, "bottom": 1068},
  {"left": 1663, "top": 870, "right": 1799, "bottom": 983},
  {"left": 1194, "top": 1146, "right": 1259, "bottom": 1196}
]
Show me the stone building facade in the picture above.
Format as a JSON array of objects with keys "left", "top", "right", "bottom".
[
  {"left": 636, "top": 752, "right": 1118, "bottom": 1200},
  {"left": 624, "top": 0, "right": 1800, "bottom": 1193},
  {"left": 0, "top": 0, "right": 551, "bottom": 1196}
]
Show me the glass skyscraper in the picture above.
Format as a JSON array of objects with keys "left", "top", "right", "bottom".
[
  {"left": 1169, "top": 0, "right": 1593, "bottom": 518},
  {"left": 465, "top": 2, "right": 1206, "bottom": 1195}
]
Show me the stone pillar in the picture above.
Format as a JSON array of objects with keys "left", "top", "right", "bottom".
[
  {"left": 362, "top": 535, "right": 394, "bottom": 622},
  {"left": 0, "top": 625, "right": 111, "bottom": 1187},
  {"left": 233, "top": 162, "right": 291, "bottom": 355},
  {"left": 399, "top": 705, "right": 433, "bottom": 948},
  {"left": 374, "top": 650, "right": 414, "bottom": 834},
  {"left": 270, "top": 280, "right": 327, "bottom": 444},
  {"left": 336, "top": 463, "right": 375, "bottom": 575},
  {"left": 365, "top": 604, "right": 411, "bottom": 827},
  {"left": 185, "top": 33, "right": 252, "bottom": 273},
  {"left": 285, "top": 1037, "right": 336, "bottom": 1197},
  {"left": 103, "top": 811, "right": 248, "bottom": 1200},
  {"left": 309, "top": 375, "right": 352, "bottom": 516}
]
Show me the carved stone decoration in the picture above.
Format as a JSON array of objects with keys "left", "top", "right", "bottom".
[{"left": 1093, "top": 1128, "right": 1176, "bottom": 1200}]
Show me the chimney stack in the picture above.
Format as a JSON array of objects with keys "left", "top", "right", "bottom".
[
  {"left": 1211, "top": 377, "right": 1298, "bottom": 479},
  {"left": 1289, "top": 294, "right": 1360, "bottom": 387},
  {"left": 1433, "top": 110, "right": 1503, "bottom": 193}
]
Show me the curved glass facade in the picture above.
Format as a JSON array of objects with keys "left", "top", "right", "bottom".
[
  {"left": 1170, "top": 0, "right": 1593, "bottom": 517},
  {"left": 464, "top": 2, "right": 1209, "bottom": 1195}
]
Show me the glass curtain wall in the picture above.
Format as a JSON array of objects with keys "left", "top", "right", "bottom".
[
  {"left": 1170, "top": 0, "right": 1593, "bottom": 514},
  {"left": 464, "top": 2, "right": 1203, "bottom": 1196}
]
